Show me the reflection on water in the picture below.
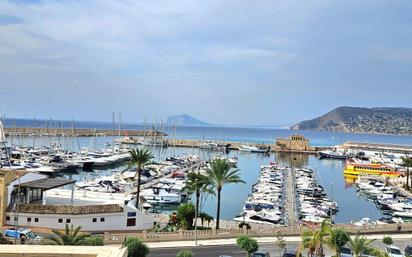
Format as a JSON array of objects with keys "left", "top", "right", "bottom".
[{"left": 276, "top": 152, "right": 309, "bottom": 168}]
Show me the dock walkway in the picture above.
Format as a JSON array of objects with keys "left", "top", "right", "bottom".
[{"left": 285, "top": 168, "right": 296, "bottom": 227}]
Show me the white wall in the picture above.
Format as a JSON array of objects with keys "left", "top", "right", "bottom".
[{"left": 6, "top": 209, "right": 153, "bottom": 232}]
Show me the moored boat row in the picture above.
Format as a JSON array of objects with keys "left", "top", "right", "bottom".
[
  {"left": 234, "top": 164, "right": 286, "bottom": 226},
  {"left": 295, "top": 168, "right": 338, "bottom": 224}
]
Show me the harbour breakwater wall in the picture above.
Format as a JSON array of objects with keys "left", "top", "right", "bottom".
[
  {"left": 166, "top": 139, "right": 330, "bottom": 154},
  {"left": 3, "top": 128, "right": 165, "bottom": 137},
  {"left": 3, "top": 127, "right": 330, "bottom": 154}
]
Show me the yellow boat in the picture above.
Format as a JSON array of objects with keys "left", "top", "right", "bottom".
[{"left": 344, "top": 160, "right": 401, "bottom": 178}]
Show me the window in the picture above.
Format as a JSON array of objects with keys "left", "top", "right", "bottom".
[
  {"left": 66, "top": 219, "right": 71, "bottom": 224},
  {"left": 58, "top": 218, "right": 63, "bottom": 223},
  {"left": 92, "top": 218, "right": 97, "bottom": 223},
  {"left": 5, "top": 216, "right": 10, "bottom": 221},
  {"left": 34, "top": 218, "right": 39, "bottom": 222},
  {"left": 100, "top": 217, "right": 105, "bottom": 222},
  {"left": 27, "top": 217, "right": 31, "bottom": 222},
  {"left": 127, "top": 212, "right": 136, "bottom": 217},
  {"left": 127, "top": 218, "right": 136, "bottom": 227}
]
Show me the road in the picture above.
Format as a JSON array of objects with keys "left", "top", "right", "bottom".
[{"left": 148, "top": 239, "right": 412, "bottom": 257}]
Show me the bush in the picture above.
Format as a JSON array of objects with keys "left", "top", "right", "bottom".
[
  {"left": 125, "top": 237, "right": 149, "bottom": 257},
  {"left": 382, "top": 236, "right": 393, "bottom": 246},
  {"left": 176, "top": 250, "right": 193, "bottom": 257},
  {"left": 236, "top": 235, "right": 259, "bottom": 257},
  {"left": 81, "top": 236, "right": 104, "bottom": 246},
  {"left": 177, "top": 203, "right": 195, "bottom": 229},
  {"left": 0, "top": 235, "right": 12, "bottom": 245},
  {"left": 238, "top": 222, "right": 251, "bottom": 229}
]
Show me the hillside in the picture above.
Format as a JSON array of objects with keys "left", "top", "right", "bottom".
[
  {"left": 291, "top": 106, "right": 412, "bottom": 135},
  {"left": 166, "top": 114, "right": 209, "bottom": 127}
]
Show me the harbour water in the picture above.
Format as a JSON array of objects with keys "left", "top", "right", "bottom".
[
  {"left": 6, "top": 118, "right": 412, "bottom": 146},
  {"left": 6, "top": 124, "right": 412, "bottom": 223}
]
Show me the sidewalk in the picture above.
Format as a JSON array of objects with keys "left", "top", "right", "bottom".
[{"left": 145, "top": 233, "right": 412, "bottom": 249}]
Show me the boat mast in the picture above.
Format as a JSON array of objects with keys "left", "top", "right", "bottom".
[
  {"left": 118, "top": 110, "right": 121, "bottom": 138},
  {"left": 112, "top": 112, "right": 115, "bottom": 153}
]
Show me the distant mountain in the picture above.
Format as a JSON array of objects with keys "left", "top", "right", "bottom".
[
  {"left": 291, "top": 106, "right": 412, "bottom": 135},
  {"left": 166, "top": 114, "right": 210, "bottom": 127}
]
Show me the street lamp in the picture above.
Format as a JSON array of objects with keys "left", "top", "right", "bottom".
[
  {"left": 330, "top": 182, "right": 335, "bottom": 224},
  {"left": 194, "top": 177, "right": 198, "bottom": 246}
]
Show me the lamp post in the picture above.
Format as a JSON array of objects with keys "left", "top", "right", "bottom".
[
  {"left": 331, "top": 182, "right": 335, "bottom": 224},
  {"left": 194, "top": 177, "right": 198, "bottom": 246}
]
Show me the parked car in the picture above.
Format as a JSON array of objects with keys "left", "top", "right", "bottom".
[
  {"left": 404, "top": 245, "right": 412, "bottom": 257},
  {"left": 4, "top": 227, "right": 42, "bottom": 242},
  {"left": 340, "top": 246, "right": 354, "bottom": 257},
  {"left": 282, "top": 252, "right": 296, "bottom": 257},
  {"left": 387, "top": 246, "right": 404, "bottom": 257},
  {"left": 252, "top": 251, "right": 271, "bottom": 257}
]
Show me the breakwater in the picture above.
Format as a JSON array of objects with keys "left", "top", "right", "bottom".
[{"left": 4, "top": 128, "right": 165, "bottom": 137}]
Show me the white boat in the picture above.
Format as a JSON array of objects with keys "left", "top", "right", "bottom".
[
  {"left": 141, "top": 188, "right": 182, "bottom": 204},
  {"left": 393, "top": 211, "right": 412, "bottom": 218},
  {"left": 353, "top": 217, "right": 373, "bottom": 226},
  {"left": 239, "top": 145, "right": 267, "bottom": 153},
  {"left": 302, "top": 215, "right": 325, "bottom": 223}
]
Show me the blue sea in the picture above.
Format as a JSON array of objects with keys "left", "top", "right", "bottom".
[
  {"left": 5, "top": 117, "right": 412, "bottom": 146},
  {"left": 5, "top": 118, "right": 412, "bottom": 223}
]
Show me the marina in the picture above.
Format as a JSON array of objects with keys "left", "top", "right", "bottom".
[{"left": 2, "top": 120, "right": 412, "bottom": 232}]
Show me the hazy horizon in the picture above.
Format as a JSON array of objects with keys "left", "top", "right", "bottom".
[{"left": 1, "top": 1, "right": 412, "bottom": 125}]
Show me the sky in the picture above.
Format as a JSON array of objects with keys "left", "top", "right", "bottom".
[{"left": 0, "top": 0, "right": 412, "bottom": 126}]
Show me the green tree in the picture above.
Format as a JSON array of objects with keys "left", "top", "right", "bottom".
[
  {"left": 382, "top": 236, "right": 393, "bottom": 248},
  {"left": 402, "top": 157, "right": 412, "bottom": 189},
  {"left": 176, "top": 250, "right": 193, "bottom": 257},
  {"left": 236, "top": 235, "right": 259, "bottom": 257},
  {"left": 129, "top": 148, "right": 154, "bottom": 208},
  {"left": 177, "top": 203, "right": 196, "bottom": 229},
  {"left": 185, "top": 171, "right": 213, "bottom": 229},
  {"left": 48, "top": 224, "right": 91, "bottom": 245},
  {"left": 324, "top": 228, "right": 349, "bottom": 257},
  {"left": 125, "top": 237, "right": 149, "bottom": 257},
  {"left": 206, "top": 159, "right": 245, "bottom": 229},
  {"left": 347, "top": 234, "right": 375, "bottom": 257},
  {"left": 275, "top": 231, "right": 287, "bottom": 256}
]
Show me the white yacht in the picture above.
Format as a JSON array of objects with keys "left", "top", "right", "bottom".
[{"left": 140, "top": 188, "right": 182, "bottom": 204}]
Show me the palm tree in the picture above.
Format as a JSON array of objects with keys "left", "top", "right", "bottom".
[
  {"left": 324, "top": 228, "right": 350, "bottom": 257},
  {"left": 185, "top": 171, "right": 213, "bottom": 227},
  {"left": 347, "top": 234, "right": 375, "bottom": 257},
  {"left": 299, "top": 229, "right": 318, "bottom": 257},
  {"left": 48, "top": 224, "right": 91, "bottom": 245},
  {"left": 298, "top": 220, "right": 331, "bottom": 257},
  {"left": 402, "top": 157, "right": 412, "bottom": 189},
  {"left": 206, "top": 159, "right": 245, "bottom": 229},
  {"left": 129, "top": 148, "right": 154, "bottom": 208},
  {"left": 199, "top": 211, "right": 214, "bottom": 227}
]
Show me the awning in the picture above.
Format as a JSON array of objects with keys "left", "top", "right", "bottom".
[{"left": 18, "top": 178, "right": 76, "bottom": 190}]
